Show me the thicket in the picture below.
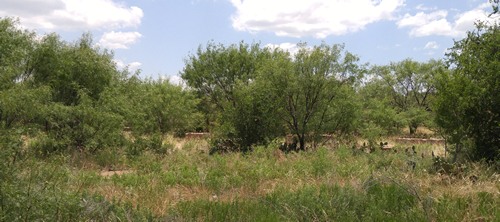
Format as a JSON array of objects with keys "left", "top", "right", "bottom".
[
  {"left": 0, "top": 15, "right": 498, "bottom": 161},
  {"left": 0, "top": 18, "right": 200, "bottom": 156}
]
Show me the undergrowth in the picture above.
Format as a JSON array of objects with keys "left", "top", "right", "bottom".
[{"left": 0, "top": 132, "right": 498, "bottom": 221}]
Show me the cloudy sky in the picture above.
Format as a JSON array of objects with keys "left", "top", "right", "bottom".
[{"left": 1, "top": 0, "right": 498, "bottom": 81}]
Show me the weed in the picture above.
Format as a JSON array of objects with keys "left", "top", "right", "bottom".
[
  {"left": 2, "top": 134, "right": 497, "bottom": 221},
  {"left": 312, "top": 147, "right": 332, "bottom": 177},
  {"left": 171, "top": 200, "right": 280, "bottom": 222},
  {"left": 94, "top": 147, "right": 122, "bottom": 169}
]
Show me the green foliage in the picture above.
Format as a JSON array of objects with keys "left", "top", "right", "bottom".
[
  {"left": 0, "top": 19, "right": 200, "bottom": 155},
  {"left": 229, "top": 78, "right": 285, "bottom": 148},
  {"left": 0, "top": 85, "right": 51, "bottom": 128},
  {"left": 0, "top": 18, "right": 35, "bottom": 90},
  {"left": 430, "top": 156, "right": 468, "bottom": 177},
  {"left": 94, "top": 147, "right": 123, "bottom": 169},
  {"left": 173, "top": 173, "right": 497, "bottom": 221},
  {"left": 311, "top": 147, "right": 332, "bottom": 177},
  {"left": 187, "top": 181, "right": 424, "bottom": 221},
  {"left": 143, "top": 80, "right": 200, "bottom": 135},
  {"left": 0, "top": 153, "right": 154, "bottom": 221},
  {"left": 2, "top": 15, "right": 499, "bottom": 221},
  {"left": 30, "top": 33, "right": 116, "bottom": 105},
  {"left": 182, "top": 41, "right": 282, "bottom": 149},
  {"left": 173, "top": 181, "right": 424, "bottom": 221},
  {"left": 172, "top": 200, "right": 280, "bottom": 222},
  {"left": 127, "top": 134, "right": 173, "bottom": 157},
  {"left": 3, "top": 129, "right": 495, "bottom": 221},
  {"left": 432, "top": 192, "right": 499, "bottom": 221},
  {"left": 436, "top": 22, "right": 500, "bottom": 161},
  {"left": 358, "top": 78, "right": 403, "bottom": 142},
  {"left": 100, "top": 75, "right": 200, "bottom": 136},
  {"left": 0, "top": 129, "right": 24, "bottom": 183},
  {"left": 373, "top": 59, "right": 444, "bottom": 134},
  {"left": 162, "top": 163, "right": 200, "bottom": 186},
  {"left": 34, "top": 95, "right": 124, "bottom": 155},
  {"left": 182, "top": 41, "right": 265, "bottom": 111},
  {"left": 259, "top": 43, "right": 362, "bottom": 150}
]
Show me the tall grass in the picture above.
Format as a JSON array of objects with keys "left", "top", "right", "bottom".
[{"left": 1, "top": 132, "right": 498, "bottom": 221}]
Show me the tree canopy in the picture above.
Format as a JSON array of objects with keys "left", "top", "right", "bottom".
[
  {"left": 373, "top": 59, "right": 445, "bottom": 134},
  {"left": 182, "top": 42, "right": 362, "bottom": 151},
  {"left": 259, "top": 43, "right": 361, "bottom": 150},
  {"left": 436, "top": 22, "right": 500, "bottom": 161},
  {"left": 0, "top": 15, "right": 498, "bottom": 163},
  {"left": 0, "top": 18, "right": 200, "bottom": 154}
]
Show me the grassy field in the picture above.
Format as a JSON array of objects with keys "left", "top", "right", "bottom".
[{"left": 1, "top": 135, "right": 499, "bottom": 221}]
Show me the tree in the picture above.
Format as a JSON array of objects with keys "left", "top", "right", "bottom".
[
  {"left": 98, "top": 73, "right": 200, "bottom": 136},
  {"left": 0, "top": 18, "right": 48, "bottom": 129},
  {"left": 436, "top": 22, "right": 500, "bottom": 161},
  {"left": 374, "top": 59, "right": 444, "bottom": 134},
  {"left": 0, "top": 85, "right": 51, "bottom": 128},
  {"left": 36, "top": 92, "right": 125, "bottom": 154},
  {"left": 261, "top": 43, "right": 362, "bottom": 150},
  {"left": 181, "top": 41, "right": 281, "bottom": 149},
  {"left": 181, "top": 41, "right": 265, "bottom": 113},
  {"left": 143, "top": 79, "right": 200, "bottom": 135},
  {"left": 30, "top": 33, "right": 117, "bottom": 105},
  {"left": 182, "top": 42, "right": 362, "bottom": 151},
  {"left": 0, "top": 18, "right": 36, "bottom": 90},
  {"left": 357, "top": 78, "right": 403, "bottom": 143}
]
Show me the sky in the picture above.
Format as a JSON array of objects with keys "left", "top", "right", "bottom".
[{"left": 1, "top": 0, "right": 498, "bottom": 83}]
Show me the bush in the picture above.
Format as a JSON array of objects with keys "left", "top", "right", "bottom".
[
  {"left": 30, "top": 133, "right": 69, "bottom": 156},
  {"left": 127, "top": 134, "right": 172, "bottom": 157},
  {"left": 430, "top": 156, "right": 468, "bottom": 177},
  {"left": 209, "top": 138, "right": 246, "bottom": 155},
  {"left": 94, "top": 147, "right": 123, "bottom": 169},
  {"left": 436, "top": 23, "right": 500, "bottom": 161},
  {"left": 40, "top": 101, "right": 124, "bottom": 155}
]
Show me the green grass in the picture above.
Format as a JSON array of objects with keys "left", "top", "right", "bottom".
[{"left": 1, "top": 135, "right": 498, "bottom": 221}]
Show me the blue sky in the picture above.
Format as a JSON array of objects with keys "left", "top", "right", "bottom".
[{"left": 1, "top": 0, "right": 498, "bottom": 82}]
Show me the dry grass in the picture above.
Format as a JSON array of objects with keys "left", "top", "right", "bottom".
[
  {"left": 99, "top": 170, "right": 135, "bottom": 177},
  {"left": 20, "top": 134, "right": 496, "bottom": 219}
]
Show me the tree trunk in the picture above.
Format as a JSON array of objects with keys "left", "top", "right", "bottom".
[
  {"left": 409, "top": 124, "right": 418, "bottom": 135},
  {"left": 444, "top": 139, "right": 447, "bottom": 158},
  {"left": 298, "top": 134, "right": 306, "bottom": 151},
  {"left": 453, "top": 143, "right": 461, "bottom": 163}
]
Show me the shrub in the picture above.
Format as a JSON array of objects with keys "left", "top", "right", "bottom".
[
  {"left": 127, "top": 134, "right": 172, "bottom": 157},
  {"left": 209, "top": 138, "right": 245, "bottom": 155},
  {"left": 40, "top": 101, "right": 124, "bottom": 155}
]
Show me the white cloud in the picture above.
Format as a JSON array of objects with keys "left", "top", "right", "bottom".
[
  {"left": 424, "top": 41, "right": 439, "bottom": 49},
  {"left": 164, "top": 75, "right": 185, "bottom": 86},
  {"left": 397, "top": 10, "right": 448, "bottom": 27},
  {"left": 397, "top": 3, "right": 498, "bottom": 37},
  {"left": 230, "top": 0, "right": 405, "bottom": 38},
  {"left": 114, "top": 59, "right": 126, "bottom": 69},
  {"left": 415, "top": 4, "right": 437, "bottom": 11},
  {"left": 128, "top": 62, "right": 142, "bottom": 71},
  {"left": 453, "top": 3, "right": 497, "bottom": 33},
  {"left": 98, "top": 31, "right": 142, "bottom": 49},
  {"left": 265, "top": 42, "right": 300, "bottom": 55},
  {"left": 114, "top": 59, "right": 141, "bottom": 71},
  {"left": 0, "top": 0, "right": 143, "bottom": 31},
  {"left": 265, "top": 42, "right": 317, "bottom": 58}
]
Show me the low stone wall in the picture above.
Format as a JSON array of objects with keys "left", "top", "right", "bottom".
[
  {"left": 185, "top": 132, "right": 210, "bottom": 140},
  {"left": 395, "top": 137, "right": 445, "bottom": 144}
]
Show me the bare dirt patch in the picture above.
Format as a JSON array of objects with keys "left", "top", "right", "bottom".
[{"left": 100, "top": 170, "right": 135, "bottom": 177}]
